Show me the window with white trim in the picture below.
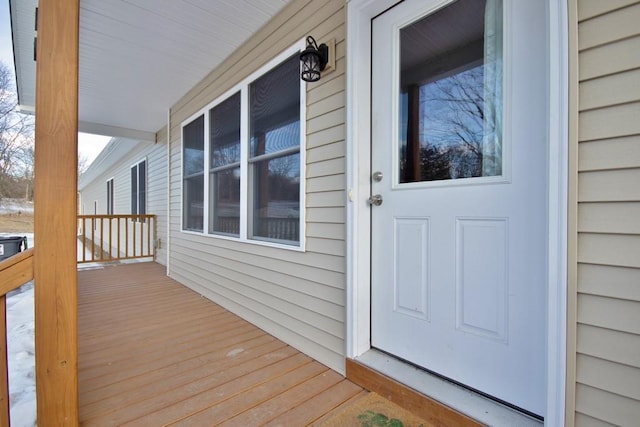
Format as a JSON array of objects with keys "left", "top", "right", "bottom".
[
  {"left": 106, "top": 178, "right": 114, "bottom": 215},
  {"left": 182, "top": 45, "right": 305, "bottom": 249},
  {"left": 131, "top": 160, "right": 146, "bottom": 216},
  {"left": 210, "top": 92, "right": 241, "bottom": 236},
  {"left": 183, "top": 117, "right": 205, "bottom": 231}
]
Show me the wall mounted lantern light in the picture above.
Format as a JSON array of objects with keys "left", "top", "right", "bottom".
[{"left": 300, "top": 36, "right": 329, "bottom": 82}]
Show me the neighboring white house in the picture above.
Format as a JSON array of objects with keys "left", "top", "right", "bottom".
[
  {"left": 78, "top": 137, "right": 168, "bottom": 265},
  {"left": 13, "top": 0, "right": 640, "bottom": 425}
]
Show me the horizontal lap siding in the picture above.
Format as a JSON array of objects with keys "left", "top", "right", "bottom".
[
  {"left": 79, "top": 140, "right": 168, "bottom": 266},
  {"left": 575, "top": 1, "right": 640, "bottom": 424},
  {"left": 151, "top": 130, "right": 168, "bottom": 265},
  {"left": 168, "top": 0, "right": 347, "bottom": 373}
]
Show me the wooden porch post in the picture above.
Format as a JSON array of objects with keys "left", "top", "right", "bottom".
[{"left": 34, "top": 0, "right": 80, "bottom": 424}]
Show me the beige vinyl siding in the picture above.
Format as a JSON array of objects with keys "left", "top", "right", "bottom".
[
  {"left": 574, "top": 412, "right": 618, "bottom": 427},
  {"left": 168, "top": 0, "right": 347, "bottom": 373},
  {"left": 149, "top": 131, "right": 168, "bottom": 265},
  {"left": 79, "top": 140, "right": 168, "bottom": 266},
  {"left": 574, "top": 1, "right": 640, "bottom": 424}
]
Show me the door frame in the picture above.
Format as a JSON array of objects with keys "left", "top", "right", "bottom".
[{"left": 344, "top": 0, "right": 569, "bottom": 424}]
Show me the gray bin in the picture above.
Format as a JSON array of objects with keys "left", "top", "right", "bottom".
[{"left": 0, "top": 236, "right": 28, "bottom": 261}]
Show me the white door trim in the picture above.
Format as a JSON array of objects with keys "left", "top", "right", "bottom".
[{"left": 344, "top": 0, "right": 569, "bottom": 424}]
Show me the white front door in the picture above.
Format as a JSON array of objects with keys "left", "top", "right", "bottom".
[{"left": 371, "top": 0, "right": 547, "bottom": 417}]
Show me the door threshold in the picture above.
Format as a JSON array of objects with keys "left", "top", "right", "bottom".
[{"left": 349, "top": 349, "right": 543, "bottom": 427}]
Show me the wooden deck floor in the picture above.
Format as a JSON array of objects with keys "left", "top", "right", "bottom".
[{"left": 78, "top": 262, "right": 364, "bottom": 426}]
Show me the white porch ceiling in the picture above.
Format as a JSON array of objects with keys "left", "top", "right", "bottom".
[{"left": 11, "top": 0, "right": 291, "bottom": 140}]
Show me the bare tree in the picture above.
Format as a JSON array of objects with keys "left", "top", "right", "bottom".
[
  {"left": 401, "top": 64, "right": 501, "bottom": 182},
  {"left": 0, "top": 61, "right": 35, "bottom": 200},
  {"left": 422, "top": 66, "right": 486, "bottom": 179},
  {"left": 78, "top": 153, "right": 90, "bottom": 178}
]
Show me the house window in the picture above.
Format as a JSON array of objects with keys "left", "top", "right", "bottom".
[
  {"left": 181, "top": 43, "right": 305, "bottom": 249},
  {"left": 209, "top": 92, "right": 241, "bottom": 236},
  {"left": 131, "top": 160, "right": 146, "bottom": 216},
  {"left": 249, "top": 56, "right": 300, "bottom": 243},
  {"left": 183, "top": 115, "right": 205, "bottom": 231},
  {"left": 106, "top": 178, "right": 114, "bottom": 215}
]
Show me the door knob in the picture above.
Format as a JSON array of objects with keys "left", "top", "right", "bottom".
[{"left": 368, "top": 194, "right": 383, "bottom": 206}]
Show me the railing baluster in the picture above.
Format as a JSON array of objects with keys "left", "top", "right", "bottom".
[
  {"left": 82, "top": 217, "right": 87, "bottom": 263},
  {"left": 125, "top": 218, "right": 129, "bottom": 259},
  {"left": 0, "top": 295, "right": 9, "bottom": 427},
  {"left": 117, "top": 217, "right": 121, "bottom": 260},
  {"left": 132, "top": 219, "right": 136, "bottom": 258},
  {"left": 147, "top": 216, "right": 151, "bottom": 257},
  {"left": 91, "top": 217, "right": 95, "bottom": 261},
  {"left": 99, "top": 217, "right": 104, "bottom": 261},
  {"left": 108, "top": 217, "right": 112, "bottom": 260}
]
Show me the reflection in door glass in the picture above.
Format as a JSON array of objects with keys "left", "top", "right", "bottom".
[{"left": 399, "top": 0, "right": 503, "bottom": 183}]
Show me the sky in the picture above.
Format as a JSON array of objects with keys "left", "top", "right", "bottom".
[{"left": 0, "top": 2, "right": 110, "bottom": 166}]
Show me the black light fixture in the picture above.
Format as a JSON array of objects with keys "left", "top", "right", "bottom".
[{"left": 300, "top": 36, "right": 329, "bottom": 82}]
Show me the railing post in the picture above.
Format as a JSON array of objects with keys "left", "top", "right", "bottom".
[{"left": 34, "top": 0, "right": 80, "bottom": 424}]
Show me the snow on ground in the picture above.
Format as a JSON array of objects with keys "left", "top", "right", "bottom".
[
  {"left": 3, "top": 231, "right": 101, "bottom": 426},
  {"left": 0, "top": 199, "right": 34, "bottom": 215},
  {"left": 7, "top": 282, "right": 36, "bottom": 426},
  {"left": 4, "top": 233, "right": 36, "bottom": 427}
]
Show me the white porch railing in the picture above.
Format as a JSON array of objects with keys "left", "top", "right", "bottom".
[{"left": 77, "top": 215, "right": 156, "bottom": 263}]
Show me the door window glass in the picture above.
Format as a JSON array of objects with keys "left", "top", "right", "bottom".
[{"left": 399, "top": 0, "right": 503, "bottom": 183}]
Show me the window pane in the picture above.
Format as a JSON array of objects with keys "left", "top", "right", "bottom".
[
  {"left": 399, "top": 0, "right": 502, "bottom": 183},
  {"left": 138, "top": 161, "right": 146, "bottom": 215},
  {"left": 183, "top": 176, "right": 204, "bottom": 232},
  {"left": 210, "top": 167, "right": 240, "bottom": 236},
  {"left": 250, "top": 54, "right": 300, "bottom": 157},
  {"left": 183, "top": 115, "right": 205, "bottom": 176},
  {"left": 211, "top": 92, "right": 241, "bottom": 168},
  {"left": 131, "top": 166, "right": 137, "bottom": 214},
  {"left": 253, "top": 153, "right": 300, "bottom": 244}
]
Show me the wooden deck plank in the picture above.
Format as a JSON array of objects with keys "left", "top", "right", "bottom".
[
  {"left": 164, "top": 361, "right": 330, "bottom": 426},
  {"left": 85, "top": 337, "right": 278, "bottom": 393},
  {"left": 79, "top": 314, "right": 244, "bottom": 356},
  {"left": 218, "top": 369, "right": 346, "bottom": 426},
  {"left": 79, "top": 318, "right": 251, "bottom": 370},
  {"left": 80, "top": 328, "right": 266, "bottom": 389},
  {"left": 309, "top": 389, "right": 371, "bottom": 426},
  {"left": 119, "top": 354, "right": 316, "bottom": 426},
  {"left": 82, "top": 348, "right": 303, "bottom": 424},
  {"left": 80, "top": 312, "right": 244, "bottom": 352},
  {"left": 81, "top": 338, "right": 288, "bottom": 412},
  {"left": 79, "top": 298, "right": 225, "bottom": 329},
  {"left": 76, "top": 263, "right": 368, "bottom": 426},
  {"left": 266, "top": 380, "right": 366, "bottom": 426}
]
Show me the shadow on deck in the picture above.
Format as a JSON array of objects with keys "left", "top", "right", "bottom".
[{"left": 78, "top": 262, "right": 364, "bottom": 425}]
